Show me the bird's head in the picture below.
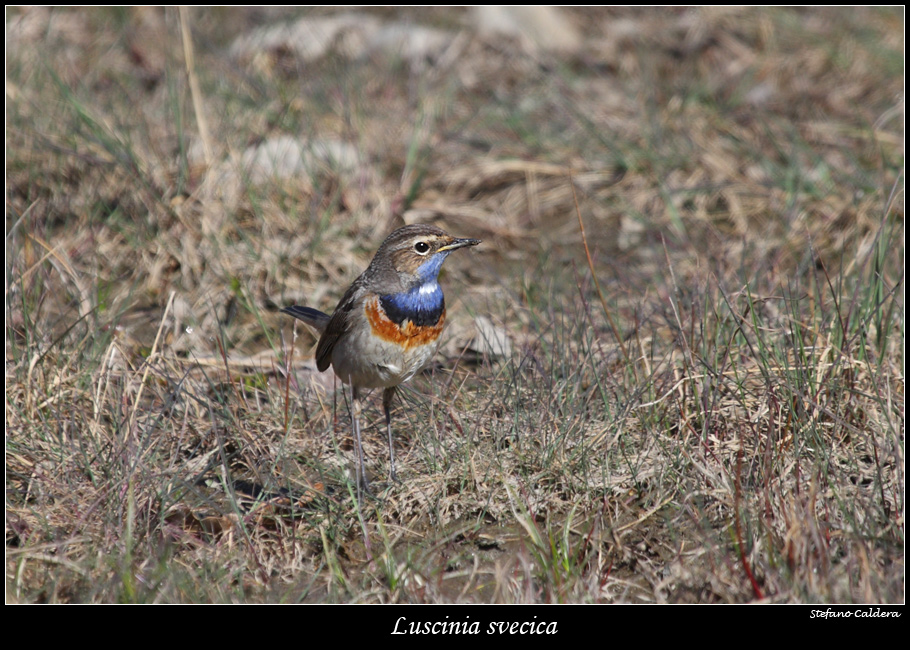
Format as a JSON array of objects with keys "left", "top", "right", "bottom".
[{"left": 372, "top": 224, "right": 480, "bottom": 286}]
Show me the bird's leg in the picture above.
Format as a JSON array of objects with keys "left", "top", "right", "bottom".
[
  {"left": 352, "top": 386, "right": 371, "bottom": 498},
  {"left": 382, "top": 386, "right": 400, "bottom": 483}
]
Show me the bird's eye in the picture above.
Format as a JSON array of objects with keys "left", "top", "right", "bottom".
[{"left": 414, "top": 241, "right": 431, "bottom": 255}]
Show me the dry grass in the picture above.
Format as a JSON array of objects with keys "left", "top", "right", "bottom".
[{"left": 6, "top": 7, "right": 903, "bottom": 603}]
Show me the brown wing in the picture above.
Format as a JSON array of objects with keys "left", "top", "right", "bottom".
[{"left": 314, "top": 279, "right": 363, "bottom": 372}]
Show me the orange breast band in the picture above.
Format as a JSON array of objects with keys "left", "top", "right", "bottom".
[{"left": 365, "top": 295, "right": 445, "bottom": 349}]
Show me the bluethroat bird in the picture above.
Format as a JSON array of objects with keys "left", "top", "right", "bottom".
[{"left": 282, "top": 224, "right": 481, "bottom": 495}]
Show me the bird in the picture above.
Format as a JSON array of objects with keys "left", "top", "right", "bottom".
[{"left": 282, "top": 223, "right": 480, "bottom": 497}]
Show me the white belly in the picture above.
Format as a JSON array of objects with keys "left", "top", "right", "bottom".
[
  {"left": 330, "top": 316, "right": 441, "bottom": 388},
  {"left": 325, "top": 291, "right": 447, "bottom": 388}
]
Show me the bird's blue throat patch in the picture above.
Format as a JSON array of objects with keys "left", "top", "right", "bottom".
[
  {"left": 415, "top": 252, "right": 449, "bottom": 283},
  {"left": 380, "top": 280, "right": 445, "bottom": 327}
]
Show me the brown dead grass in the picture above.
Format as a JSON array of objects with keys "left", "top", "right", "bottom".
[{"left": 7, "top": 7, "right": 903, "bottom": 603}]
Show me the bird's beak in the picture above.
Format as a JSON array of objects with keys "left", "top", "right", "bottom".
[{"left": 438, "top": 237, "right": 481, "bottom": 252}]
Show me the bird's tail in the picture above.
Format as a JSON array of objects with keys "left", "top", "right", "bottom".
[{"left": 281, "top": 305, "right": 330, "bottom": 335}]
